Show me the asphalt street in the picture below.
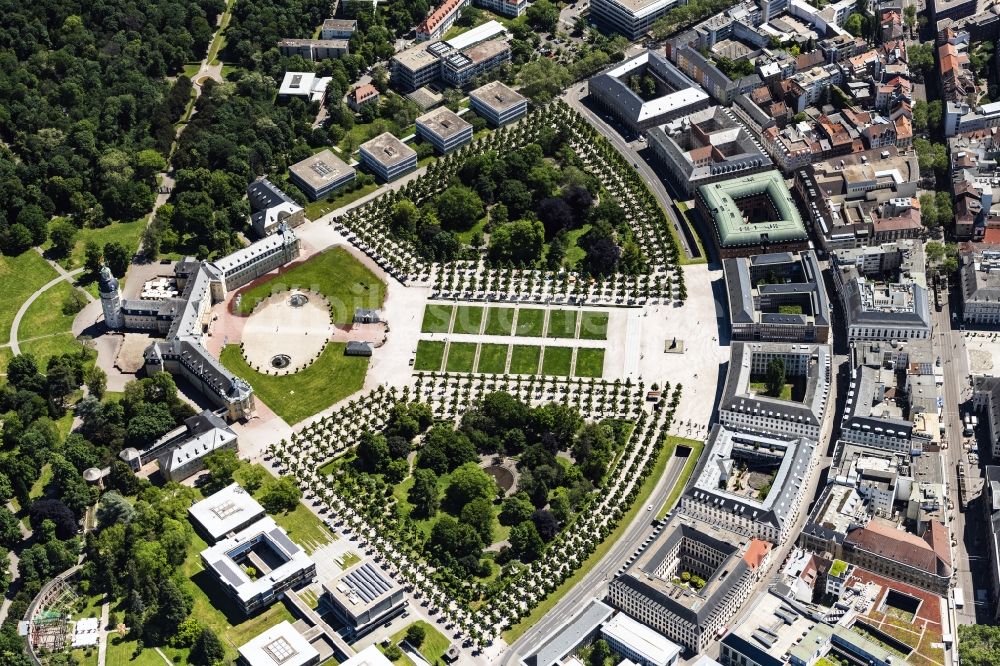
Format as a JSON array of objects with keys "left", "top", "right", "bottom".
[{"left": 500, "top": 454, "right": 685, "bottom": 666}]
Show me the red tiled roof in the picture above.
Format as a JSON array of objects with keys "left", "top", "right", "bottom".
[
  {"left": 845, "top": 518, "right": 948, "bottom": 576},
  {"left": 743, "top": 539, "right": 773, "bottom": 571},
  {"left": 418, "top": 0, "right": 465, "bottom": 35}
]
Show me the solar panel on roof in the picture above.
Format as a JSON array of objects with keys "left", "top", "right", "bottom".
[
  {"left": 214, "top": 559, "right": 245, "bottom": 586},
  {"left": 269, "top": 527, "right": 299, "bottom": 555},
  {"left": 264, "top": 637, "right": 297, "bottom": 663}
]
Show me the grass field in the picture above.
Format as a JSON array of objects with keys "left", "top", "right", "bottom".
[
  {"left": 574, "top": 348, "right": 605, "bottom": 378},
  {"left": 0, "top": 250, "right": 59, "bottom": 345},
  {"left": 484, "top": 306, "right": 516, "bottom": 336},
  {"left": 579, "top": 311, "right": 609, "bottom": 340},
  {"left": 220, "top": 343, "right": 368, "bottom": 424},
  {"left": 0, "top": 347, "right": 12, "bottom": 375},
  {"left": 476, "top": 343, "right": 509, "bottom": 374},
  {"left": 656, "top": 437, "right": 705, "bottom": 518},
  {"left": 21, "top": 334, "right": 87, "bottom": 371},
  {"left": 445, "top": 342, "right": 477, "bottom": 373},
  {"left": 304, "top": 182, "right": 379, "bottom": 220},
  {"left": 414, "top": 340, "right": 446, "bottom": 371},
  {"left": 546, "top": 310, "right": 578, "bottom": 338},
  {"left": 394, "top": 621, "right": 451, "bottom": 663},
  {"left": 234, "top": 247, "right": 385, "bottom": 323},
  {"left": 503, "top": 420, "right": 690, "bottom": 642},
  {"left": 55, "top": 219, "right": 146, "bottom": 271},
  {"left": 515, "top": 308, "right": 546, "bottom": 337},
  {"left": 541, "top": 347, "right": 573, "bottom": 376},
  {"left": 20, "top": 281, "right": 80, "bottom": 339},
  {"left": 106, "top": 638, "right": 176, "bottom": 666},
  {"left": 508, "top": 345, "right": 540, "bottom": 374},
  {"left": 421, "top": 304, "right": 453, "bottom": 333},
  {"left": 453, "top": 305, "right": 484, "bottom": 334}
]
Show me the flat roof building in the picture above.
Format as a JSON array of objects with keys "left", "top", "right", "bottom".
[
  {"left": 278, "top": 72, "right": 332, "bottom": 103},
  {"left": 341, "top": 645, "right": 394, "bottom": 666},
  {"left": 589, "top": 50, "right": 710, "bottom": 134},
  {"left": 288, "top": 149, "right": 356, "bottom": 201},
  {"left": 238, "top": 621, "right": 319, "bottom": 666},
  {"left": 359, "top": 133, "right": 418, "bottom": 182},
  {"left": 723, "top": 250, "right": 830, "bottom": 343},
  {"left": 600, "top": 613, "right": 681, "bottom": 666},
  {"left": 475, "top": 0, "right": 527, "bottom": 17},
  {"left": 591, "top": 0, "right": 680, "bottom": 39},
  {"left": 696, "top": 171, "right": 809, "bottom": 259},
  {"left": 609, "top": 517, "right": 757, "bottom": 653},
  {"left": 961, "top": 249, "right": 1000, "bottom": 325},
  {"left": 321, "top": 18, "right": 357, "bottom": 39},
  {"left": 323, "top": 562, "right": 406, "bottom": 639},
  {"left": 469, "top": 81, "right": 528, "bottom": 126},
  {"left": 416, "top": 107, "right": 473, "bottom": 154},
  {"left": 201, "top": 517, "right": 316, "bottom": 615},
  {"left": 277, "top": 39, "right": 349, "bottom": 61},
  {"left": 647, "top": 106, "right": 771, "bottom": 196},
  {"left": 189, "top": 483, "right": 266, "bottom": 544}
]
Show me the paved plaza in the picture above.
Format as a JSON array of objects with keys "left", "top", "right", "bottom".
[{"left": 241, "top": 290, "right": 332, "bottom": 373}]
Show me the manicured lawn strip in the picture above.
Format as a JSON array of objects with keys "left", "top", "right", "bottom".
[
  {"left": 503, "top": 428, "right": 688, "bottom": 642},
  {"left": 515, "top": 308, "right": 546, "bottom": 337},
  {"left": 304, "top": 182, "right": 379, "bottom": 220},
  {"left": 484, "top": 306, "right": 516, "bottom": 336},
  {"left": 453, "top": 305, "right": 485, "bottom": 334},
  {"left": 0, "top": 250, "right": 60, "bottom": 345},
  {"left": 414, "top": 340, "right": 446, "bottom": 371},
  {"left": 234, "top": 247, "right": 385, "bottom": 323},
  {"left": 219, "top": 343, "right": 368, "bottom": 425},
  {"left": 445, "top": 342, "right": 477, "bottom": 373},
  {"left": 508, "top": 345, "right": 540, "bottom": 375},
  {"left": 21, "top": 334, "right": 87, "bottom": 371},
  {"left": 574, "top": 348, "right": 605, "bottom": 378},
  {"left": 656, "top": 437, "right": 705, "bottom": 519},
  {"left": 546, "top": 309, "right": 578, "bottom": 338},
  {"left": 393, "top": 621, "right": 451, "bottom": 663},
  {"left": 71, "top": 648, "right": 99, "bottom": 666},
  {"left": 61, "top": 219, "right": 146, "bottom": 271},
  {"left": 106, "top": 638, "right": 174, "bottom": 666},
  {"left": 421, "top": 304, "right": 453, "bottom": 333},
  {"left": 21, "top": 281, "right": 80, "bottom": 338},
  {"left": 578, "top": 311, "right": 609, "bottom": 341},
  {"left": 0, "top": 347, "right": 12, "bottom": 375},
  {"left": 476, "top": 343, "right": 509, "bottom": 374},
  {"left": 541, "top": 346, "right": 573, "bottom": 376},
  {"left": 673, "top": 200, "right": 708, "bottom": 265}
]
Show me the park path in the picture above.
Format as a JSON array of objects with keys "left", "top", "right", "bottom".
[
  {"left": 0, "top": 500, "right": 33, "bottom": 625},
  {"left": 9, "top": 267, "right": 86, "bottom": 355},
  {"left": 97, "top": 600, "right": 110, "bottom": 666}
]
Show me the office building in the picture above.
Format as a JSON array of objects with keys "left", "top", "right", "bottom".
[
  {"left": 961, "top": 249, "right": 1000, "bottom": 324},
  {"left": 723, "top": 251, "right": 830, "bottom": 343},
  {"left": 321, "top": 19, "right": 357, "bottom": 39},
  {"left": 600, "top": 613, "right": 682, "bottom": 666},
  {"left": 696, "top": 171, "right": 809, "bottom": 259},
  {"left": 469, "top": 81, "right": 528, "bottom": 126},
  {"left": 323, "top": 562, "right": 406, "bottom": 638},
  {"left": 589, "top": 50, "right": 710, "bottom": 134},
  {"left": 288, "top": 150, "right": 356, "bottom": 201},
  {"left": 201, "top": 516, "right": 316, "bottom": 615},
  {"left": 278, "top": 72, "right": 332, "bottom": 102},
  {"left": 719, "top": 341, "right": 832, "bottom": 440},
  {"left": 518, "top": 600, "right": 615, "bottom": 666},
  {"left": 359, "top": 133, "right": 418, "bottom": 182},
  {"left": 238, "top": 621, "right": 320, "bottom": 666},
  {"left": 591, "top": 0, "right": 680, "bottom": 39},
  {"left": 390, "top": 21, "right": 509, "bottom": 92},
  {"left": 474, "top": 0, "right": 527, "bottom": 17},
  {"left": 188, "top": 483, "right": 266, "bottom": 544},
  {"left": 277, "top": 39, "right": 349, "bottom": 61},
  {"left": 415, "top": 107, "right": 473, "bottom": 154}
]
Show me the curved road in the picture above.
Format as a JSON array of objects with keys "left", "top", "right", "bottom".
[
  {"left": 501, "top": 453, "right": 686, "bottom": 666},
  {"left": 9, "top": 267, "right": 85, "bottom": 355}
]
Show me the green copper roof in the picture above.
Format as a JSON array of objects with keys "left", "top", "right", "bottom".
[{"left": 700, "top": 171, "right": 807, "bottom": 247}]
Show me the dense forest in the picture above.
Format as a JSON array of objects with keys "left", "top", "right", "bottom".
[{"left": 0, "top": 0, "right": 224, "bottom": 254}]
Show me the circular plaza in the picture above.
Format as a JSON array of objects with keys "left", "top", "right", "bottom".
[{"left": 240, "top": 290, "right": 332, "bottom": 374}]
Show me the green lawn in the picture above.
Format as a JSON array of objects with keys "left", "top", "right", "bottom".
[
  {"left": 20, "top": 281, "right": 81, "bottom": 338},
  {"left": 0, "top": 347, "right": 12, "bottom": 375},
  {"left": 0, "top": 250, "right": 60, "bottom": 345},
  {"left": 508, "top": 345, "right": 540, "bottom": 375},
  {"left": 219, "top": 343, "right": 368, "bottom": 425},
  {"left": 515, "top": 308, "right": 546, "bottom": 337},
  {"left": 541, "top": 347, "right": 573, "bottom": 376},
  {"left": 71, "top": 647, "right": 99, "bottom": 666},
  {"left": 233, "top": 465, "right": 335, "bottom": 553},
  {"left": 453, "top": 305, "right": 484, "bottom": 334},
  {"left": 234, "top": 247, "right": 385, "bottom": 324},
  {"left": 30, "top": 464, "right": 53, "bottom": 500},
  {"left": 579, "top": 311, "right": 609, "bottom": 340},
  {"left": 546, "top": 310, "right": 578, "bottom": 338},
  {"left": 421, "top": 304, "right": 453, "bottom": 333},
  {"left": 444, "top": 342, "right": 477, "bottom": 373},
  {"left": 674, "top": 200, "right": 709, "bottom": 266},
  {"left": 503, "top": 419, "right": 688, "bottom": 642},
  {"left": 21, "top": 334, "right": 88, "bottom": 373},
  {"left": 484, "top": 306, "right": 516, "bottom": 336},
  {"left": 303, "top": 182, "right": 379, "bottom": 220},
  {"left": 656, "top": 437, "right": 705, "bottom": 518},
  {"left": 45, "top": 218, "right": 146, "bottom": 271},
  {"left": 574, "top": 348, "right": 605, "bottom": 378},
  {"left": 778, "top": 304, "right": 805, "bottom": 315},
  {"left": 749, "top": 381, "right": 793, "bottom": 401},
  {"left": 394, "top": 621, "right": 451, "bottom": 663},
  {"left": 340, "top": 551, "right": 361, "bottom": 569},
  {"left": 106, "top": 637, "right": 175, "bottom": 666},
  {"left": 476, "top": 343, "right": 509, "bottom": 374},
  {"left": 414, "top": 340, "right": 446, "bottom": 371}
]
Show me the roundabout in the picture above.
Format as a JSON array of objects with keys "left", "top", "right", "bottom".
[{"left": 240, "top": 289, "right": 332, "bottom": 374}]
